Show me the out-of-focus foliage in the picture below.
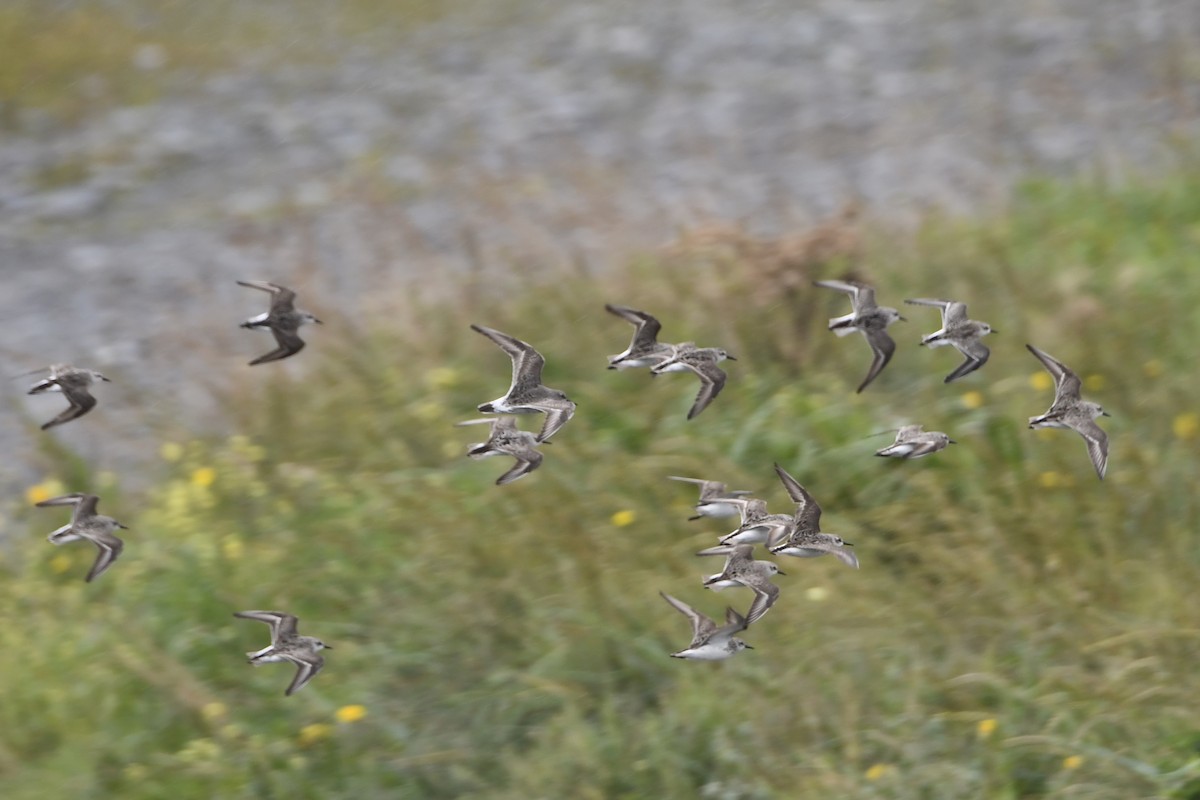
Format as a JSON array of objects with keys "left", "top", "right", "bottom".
[
  {"left": 1, "top": 175, "right": 1199, "bottom": 799},
  {"left": 0, "top": 0, "right": 458, "bottom": 127}
]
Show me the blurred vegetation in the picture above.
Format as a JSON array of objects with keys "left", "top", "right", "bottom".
[
  {"left": 0, "top": 0, "right": 462, "bottom": 128},
  {"left": 2, "top": 173, "right": 1200, "bottom": 799}
]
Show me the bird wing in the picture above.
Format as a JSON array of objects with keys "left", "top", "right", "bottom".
[
  {"left": 605, "top": 304, "right": 663, "bottom": 351},
  {"left": 742, "top": 581, "right": 780, "bottom": 626},
  {"left": 944, "top": 339, "right": 990, "bottom": 383},
  {"left": 857, "top": 327, "right": 896, "bottom": 393},
  {"left": 237, "top": 280, "right": 297, "bottom": 313},
  {"left": 1074, "top": 418, "right": 1109, "bottom": 480},
  {"left": 668, "top": 476, "right": 725, "bottom": 500},
  {"left": 772, "top": 463, "right": 823, "bottom": 531},
  {"left": 494, "top": 449, "right": 543, "bottom": 485},
  {"left": 282, "top": 652, "right": 325, "bottom": 696},
  {"left": 660, "top": 591, "right": 717, "bottom": 648},
  {"left": 40, "top": 388, "right": 97, "bottom": 430},
  {"left": 1026, "top": 343, "right": 1081, "bottom": 401},
  {"left": 532, "top": 398, "right": 576, "bottom": 443},
  {"left": 675, "top": 359, "right": 726, "bottom": 420},
  {"left": 248, "top": 327, "right": 306, "bottom": 365},
  {"left": 85, "top": 532, "right": 124, "bottom": 582},
  {"left": 815, "top": 279, "right": 876, "bottom": 312},
  {"left": 234, "top": 611, "right": 300, "bottom": 644},
  {"left": 471, "top": 325, "right": 546, "bottom": 391},
  {"left": 35, "top": 492, "right": 87, "bottom": 508}
]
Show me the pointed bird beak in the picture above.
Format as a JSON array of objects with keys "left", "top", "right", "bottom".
[
  {"left": 100, "top": 375, "right": 112, "bottom": 382},
  {"left": 744, "top": 644, "right": 754, "bottom": 649},
  {"left": 726, "top": 355, "right": 737, "bottom": 360},
  {"left": 843, "top": 541, "right": 854, "bottom": 547},
  {"left": 324, "top": 645, "right": 333, "bottom": 649},
  {"left": 947, "top": 439, "right": 957, "bottom": 444},
  {"left": 117, "top": 523, "right": 129, "bottom": 529},
  {"left": 1101, "top": 411, "right": 1111, "bottom": 417},
  {"left": 776, "top": 568, "right": 787, "bottom": 576},
  {"left": 898, "top": 316, "right": 907, "bottom": 322},
  {"left": 991, "top": 329, "right": 999, "bottom": 334},
  {"left": 314, "top": 318, "right": 324, "bottom": 324}
]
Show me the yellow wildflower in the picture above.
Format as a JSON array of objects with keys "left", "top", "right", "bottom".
[
  {"left": 1062, "top": 755, "right": 1084, "bottom": 770},
  {"left": 976, "top": 718, "right": 997, "bottom": 739},
  {"left": 218, "top": 724, "right": 243, "bottom": 741},
  {"left": 1142, "top": 359, "right": 1162, "bottom": 378},
  {"left": 425, "top": 367, "right": 461, "bottom": 391},
  {"left": 335, "top": 704, "right": 368, "bottom": 724},
  {"left": 1029, "top": 371, "right": 1054, "bottom": 392},
  {"left": 25, "top": 479, "right": 64, "bottom": 506},
  {"left": 1173, "top": 413, "right": 1199, "bottom": 441},
  {"left": 960, "top": 390, "right": 984, "bottom": 410},
  {"left": 610, "top": 510, "right": 637, "bottom": 527},
  {"left": 50, "top": 554, "right": 72, "bottom": 574},
  {"left": 221, "top": 536, "right": 244, "bottom": 561},
  {"left": 298, "top": 723, "right": 333, "bottom": 747},
  {"left": 1038, "top": 471, "right": 1063, "bottom": 489},
  {"left": 412, "top": 401, "right": 443, "bottom": 423},
  {"left": 1084, "top": 374, "right": 1105, "bottom": 391},
  {"left": 200, "top": 702, "right": 227, "bottom": 722},
  {"left": 191, "top": 467, "right": 217, "bottom": 488},
  {"left": 864, "top": 763, "right": 893, "bottom": 781},
  {"left": 123, "top": 763, "right": 149, "bottom": 782},
  {"left": 160, "top": 442, "right": 184, "bottom": 462}
]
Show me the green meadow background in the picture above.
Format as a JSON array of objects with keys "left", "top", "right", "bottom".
[
  {"left": 3, "top": 2, "right": 1200, "bottom": 798},
  {"left": 3, "top": 174, "right": 1199, "bottom": 799}
]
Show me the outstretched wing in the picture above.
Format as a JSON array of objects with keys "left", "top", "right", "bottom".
[
  {"left": 472, "top": 325, "right": 546, "bottom": 391},
  {"left": 660, "top": 591, "right": 717, "bottom": 648},
  {"left": 857, "top": 328, "right": 896, "bottom": 393},
  {"left": 815, "top": 279, "right": 876, "bottom": 312},
  {"left": 773, "top": 463, "right": 822, "bottom": 531},
  {"left": 85, "top": 533, "right": 124, "bottom": 582},
  {"left": 237, "top": 280, "right": 298, "bottom": 314},
  {"left": 248, "top": 327, "right": 306, "bottom": 365},
  {"left": 944, "top": 339, "right": 990, "bottom": 383},
  {"left": 281, "top": 653, "right": 325, "bottom": 696},
  {"left": 1026, "top": 343, "right": 1081, "bottom": 401},
  {"left": 234, "top": 610, "right": 299, "bottom": 644}
]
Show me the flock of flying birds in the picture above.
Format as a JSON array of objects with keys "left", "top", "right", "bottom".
[{"left": 22, "top": 275, "right": 1112, "bottom": 682}]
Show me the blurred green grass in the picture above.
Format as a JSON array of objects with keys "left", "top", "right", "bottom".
[
  {"left": 0, "top": 0, "right": 462, "bottom": 128},
  {"left": 2, "top": 173, "right": 1200, "bottom": 798}
]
